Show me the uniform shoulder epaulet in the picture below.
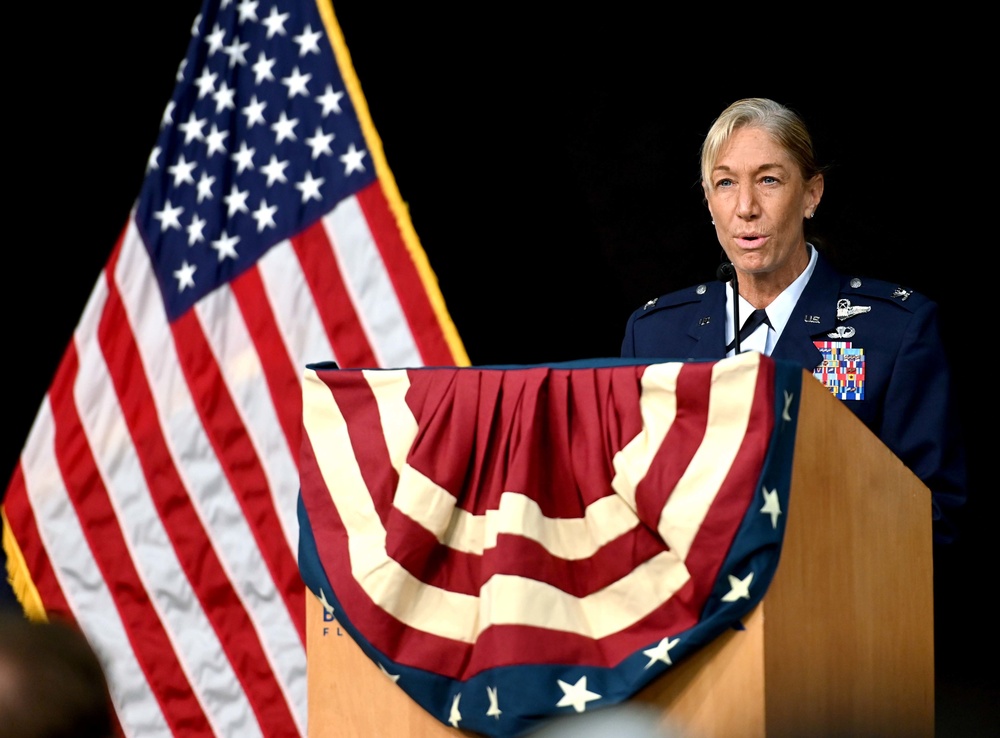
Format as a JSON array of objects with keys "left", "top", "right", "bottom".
[
  {"left": 634, "top": 282, "right": 713, "bottom": 316},
  {"left": 843, "top": 276, "right": 929, "bottom": 312}
]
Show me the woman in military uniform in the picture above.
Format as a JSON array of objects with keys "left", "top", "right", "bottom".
[{"left": 621, "top": 97, "right": 965, "bottom": 542}]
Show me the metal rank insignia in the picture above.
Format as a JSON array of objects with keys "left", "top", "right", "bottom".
[{"left": 836, "top": 298, "right": 871, "bottom": 322}]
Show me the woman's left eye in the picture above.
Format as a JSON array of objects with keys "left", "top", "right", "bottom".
[{"left": 761, "top": 176, "right": 778, "bottom": 184}]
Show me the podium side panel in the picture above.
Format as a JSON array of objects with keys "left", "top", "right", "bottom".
[
  {"left": 761, "top": 372, "right": 935, "bottom": 737},
  {"left": 306, "top": 593, "right": 470, "bottom": 737},
  {"left": 632, "top": 603, "right": 767, "bottom": 738}
]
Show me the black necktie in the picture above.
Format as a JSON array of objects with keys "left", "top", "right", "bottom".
[{"left": 726, "top": 308, "right": 771, "bottom": 353}]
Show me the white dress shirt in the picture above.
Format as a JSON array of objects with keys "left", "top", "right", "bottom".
[{"left": 725, "top": 244, "right": 819, "bottom": 357}]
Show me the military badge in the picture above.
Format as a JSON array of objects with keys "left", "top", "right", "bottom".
[{"left": 813, "top": 341, "right": 865, "bottom": 400}]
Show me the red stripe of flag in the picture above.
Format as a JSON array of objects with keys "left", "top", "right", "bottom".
[
  {"left": 291, "top": 213, "right": 378, "bottom": 369},
  {"left": 230, "top": 266, "right": 306, "bottom": 477},
  {"left": 171, "top": 307, "right": 305, "bottom": 640},
  {"left": 48, "top": 341, "right": 212, "bottom": 735},
  {"left": 356, "top": 182, "right": 460, "bottom": 365},
  {"left": 97, "top": 269, "right": 298, "bottom": 734},
  {"left": 2, "top": 466, "right": 70, "bottom": 617}
]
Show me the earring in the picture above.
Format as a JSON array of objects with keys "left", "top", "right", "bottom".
[{"left": 711, "top": 219, "right": 716, "bottom": 225}]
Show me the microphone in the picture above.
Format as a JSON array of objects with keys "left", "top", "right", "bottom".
[{"left": 716, "top": 261, "right": 740, "bottom": 354}]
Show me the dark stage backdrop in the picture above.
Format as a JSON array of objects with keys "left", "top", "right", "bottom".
[{"left": 8, "top": 2, "right": 993, "bottom": 730}]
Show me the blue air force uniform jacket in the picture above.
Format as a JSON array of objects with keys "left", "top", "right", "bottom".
[{"left": 621, "top": 252, "right": 966, "bottom": 541}]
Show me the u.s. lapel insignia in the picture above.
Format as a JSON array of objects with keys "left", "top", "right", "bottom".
[
  {"left": 699, "top": 316, "right": 711, "bottom": 326},
  {"left": 827, "top": 325, "right": 855, "bottom": 339},
  {"left": 836, "top": 298, "right": 871, "bottom": 322},
  {"left": 804, "top": 314, "right": 821, "bottom": 324}
]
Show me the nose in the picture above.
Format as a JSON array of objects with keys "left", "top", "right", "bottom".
[{"left": 736, "top": 188, "right": 759, "bottom": 219}]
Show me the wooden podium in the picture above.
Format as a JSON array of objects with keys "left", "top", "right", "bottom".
[{"left": 305, "top": 371, "right": 934, "bottom": 737}]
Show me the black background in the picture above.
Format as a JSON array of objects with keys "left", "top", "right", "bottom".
[{"left": 7, "top": 2, "right": 995, "bottom": 733}]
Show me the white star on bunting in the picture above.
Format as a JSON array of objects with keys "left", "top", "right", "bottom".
[{"left": 556, "top": 676, "right": 601, "bottom": 713}]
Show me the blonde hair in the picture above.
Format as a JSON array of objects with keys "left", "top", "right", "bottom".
[{"left": 700, "top": 98, "right": 822, "bottom": 189}]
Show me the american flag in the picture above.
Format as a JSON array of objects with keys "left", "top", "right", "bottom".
[
  {"left": 2, "top": 0, "right": 466, "bottom": 735},
  {"left": 298, "top": 352, "right": 802, "bottom": 737}
]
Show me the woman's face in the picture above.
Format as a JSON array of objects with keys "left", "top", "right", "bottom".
[{"left": 703, "top": 126, "right": 823, "bottom": 284}]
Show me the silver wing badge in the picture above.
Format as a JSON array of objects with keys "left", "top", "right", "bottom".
[{"left": 836, "top": 298, "right": 871, "bottom": 322}]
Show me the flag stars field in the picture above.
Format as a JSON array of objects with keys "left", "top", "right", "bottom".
[
  {"left": 236, "top": 0, "right": 260, "bottom": 24},
  {"left": 231, "top": 141, "right": 256, "bottom": 173},
  {"left": 131, "top": 1, "right": 375, "bottom": 319},
  {"left": 243, "top": 95, "right": 267, "bottom": 126},
  {"left": 262, "top": 154, "right": 289, "bottom": 184},
  {"left": 154, "top": 200, "right": 184, "bottom": 231},
  {"left": 306, "top": 127, "right": 335, "bottom": 158},
  {"left": 253, "top": 199, "right": 278, "bottom": 231},
  {"left": 211, "top": 230, "right": 240, "bottom": 261},
  {"left": 272, "top": 111, "right": 298, "bottom": 143},
  {"left": 262, "top": 6, "right": 289, "bottom": 37},
  {"left": 173, "top": 259, "right": 196, "bottom": 291},
  {"left": 206, "top": 124, "right": 229, "bottom": 156},
  {"left": 340, "top": 142, "right": 366, "bottom": 174},
  {"left": 293, "top": 24, "right": 323, "bottom": 55},
  {"left": 282, "top": 66, "right": 312, "bottom": 97},
  {"left": 213, "top": 81, "right": 237, "bottom": 112},
  {"left": 147, "top": 145, "right": 162, "bottom": 172},
  {"left": 253, "top": 52, "right": 277, "bottom": 84},
  {"left": 318, "top": 85, "right": 344, "bottom": 115},
  {"left": 187, "top": 214, "right": 207, "bottom": 245},
  {"left": 196, "top": 173, "right": 215, "bottom": 202},
  {"left": 195, "top": 68, "right": 218, "bottom": 97}
]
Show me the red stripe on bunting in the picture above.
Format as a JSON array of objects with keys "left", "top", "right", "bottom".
[
  {"left": 681, "top": 356, "right": 775, "bottom": 584},
  {"left": 325, "top": 374, "right": 398, "bottom": 526},
  {"left": 300, "top": 432, "right": 675, "bottom": 676},
  {"left": 301, "top": 360, "right": 779, "bottom": 683},
  {"left": 633, "top": 361, "right": 713, "bottom": 528}
]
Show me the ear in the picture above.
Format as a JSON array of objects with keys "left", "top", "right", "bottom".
[{"left": 805, "top": 173, "right": 824, "bottom": 218}]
